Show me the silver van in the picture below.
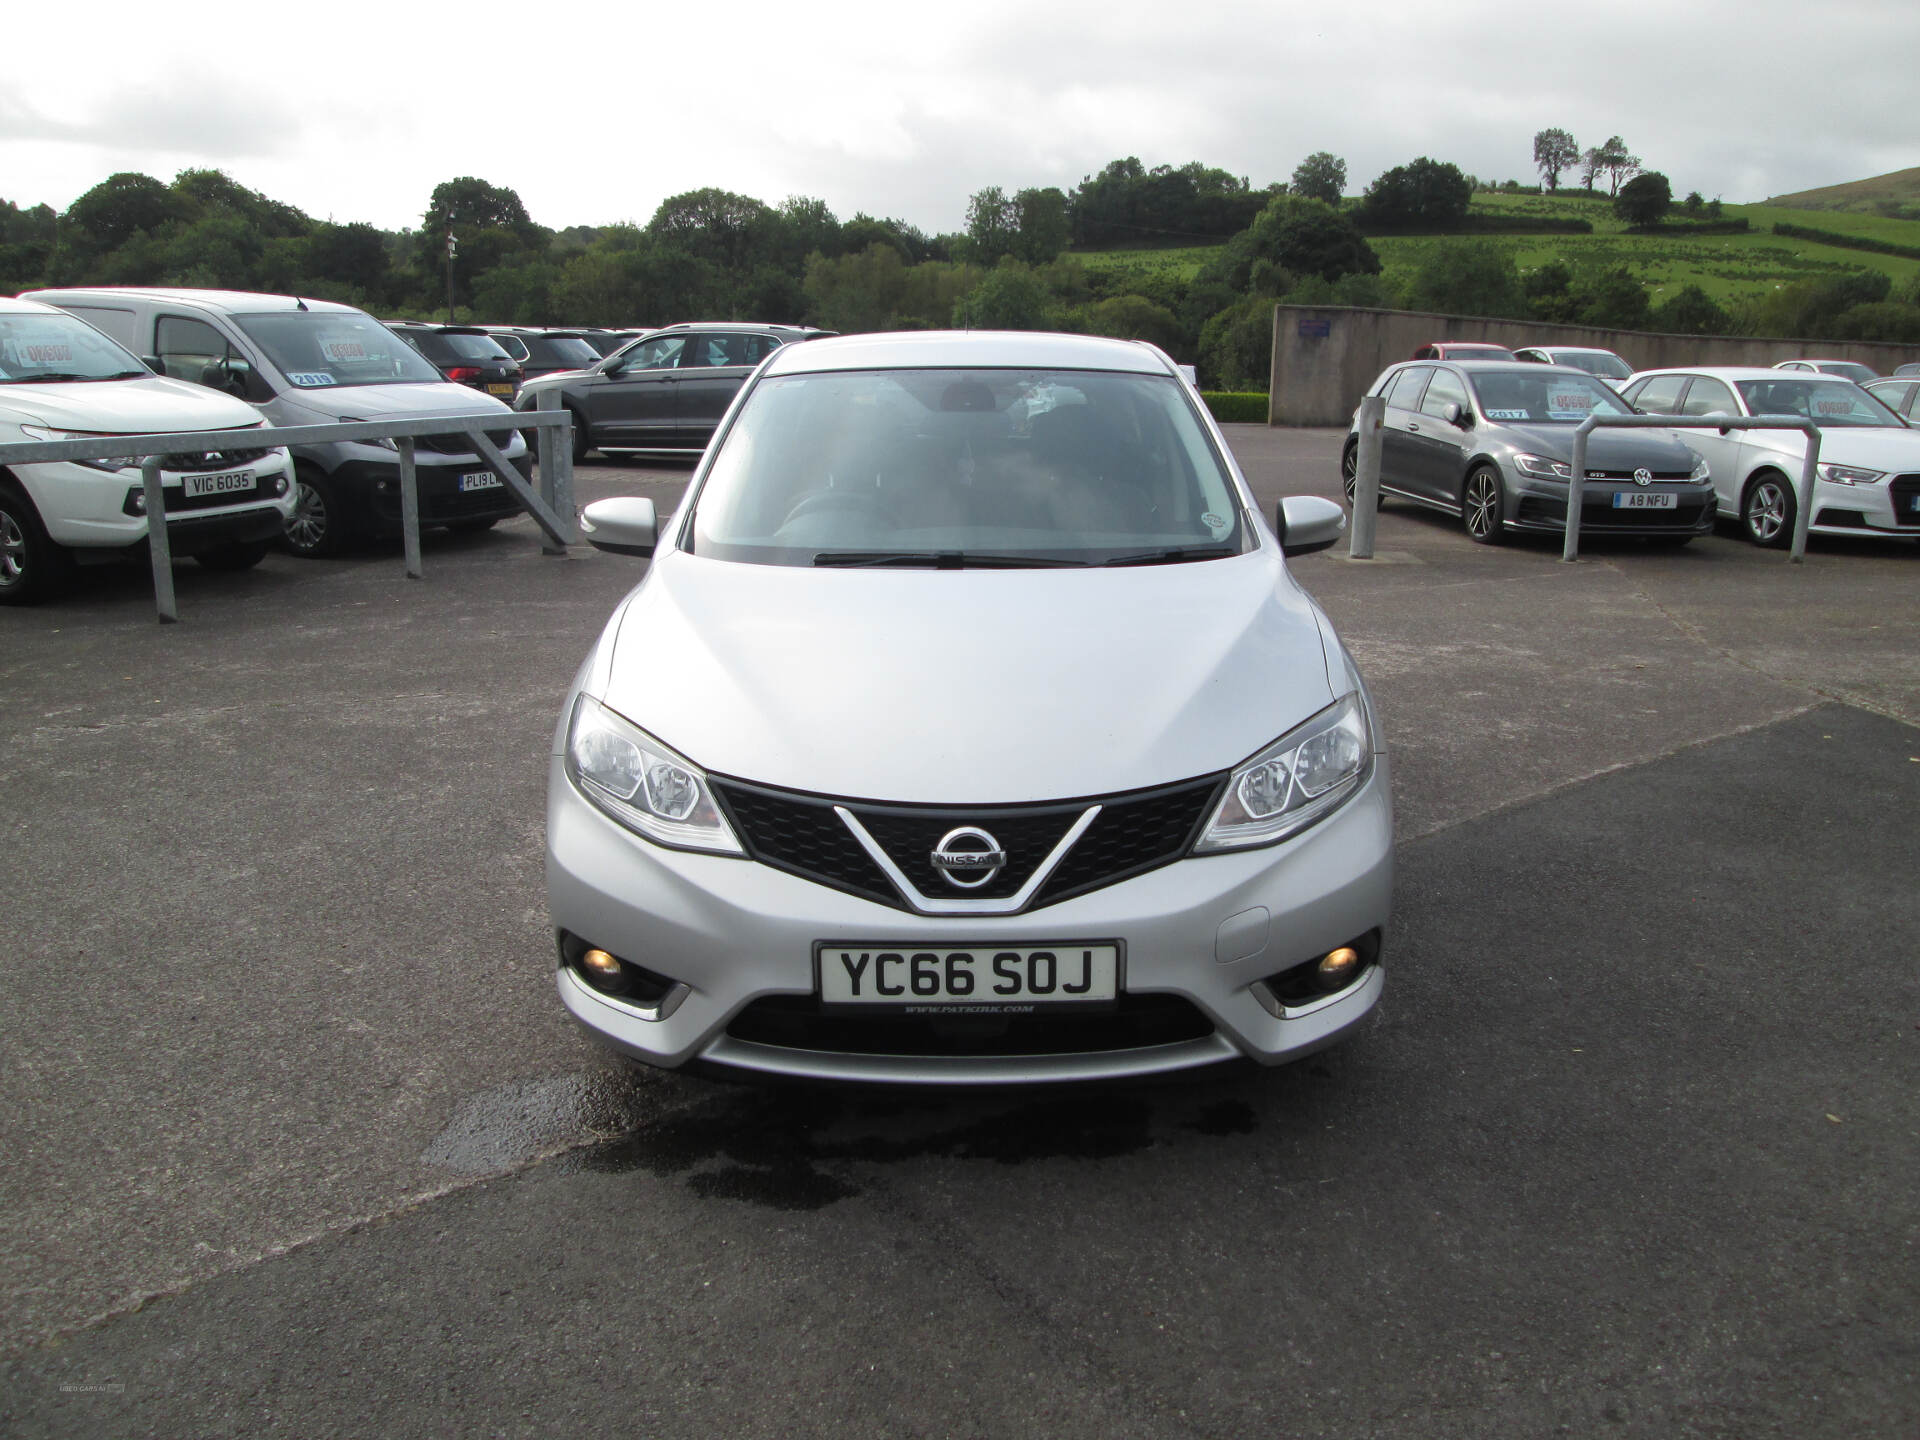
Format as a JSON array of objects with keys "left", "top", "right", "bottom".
[{"left": 22, "top": 288, "right": 531, "bottom": 557}]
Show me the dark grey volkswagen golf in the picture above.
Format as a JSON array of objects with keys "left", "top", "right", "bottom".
[{"left": 1341, "top": 362, "right": 1716, "bottom": 545}]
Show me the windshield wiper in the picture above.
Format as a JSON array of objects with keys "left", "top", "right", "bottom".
[
  {"left": 5, "top": 372, "right": 99, "bottom": 384},
  {"left": 1101, "top": 545, "right": 1238, "bottom": 567},
  {"left": 812, "top": 550, "right": 1088, "bottom": 569}
]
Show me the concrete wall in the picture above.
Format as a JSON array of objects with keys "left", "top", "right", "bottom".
[{"left": 1268, "top": 304, "right": 1920, "bottom": 427}]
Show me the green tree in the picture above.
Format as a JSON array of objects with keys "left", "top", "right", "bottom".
[
  {"left": 1205, "top": 195, "right": 1379, "bottom": 292},
  {"left": 1081, "top": 294, "right": 1183, "bottom": 352},
  {"left": 952, "top": 259, "right": 1054, "bottom": 330},
  {"left": 1406, "top": 240, "right": 1524, "bottom": 318},
  {"left": 1524, "top": 261, "right": 1578, "bottom": 323},
  {"left": 306, "top": 222, "right": 391, "bottom": 297},
  {"left": 1615, "top": 172, "right": 1672, "bottom": 226},
  {"left": 1355, "top": 158, "right": 1473, "bottom": 231},
  {"left": 1581, "top": 137, "right": 1639, "bottom": 197},
  {"left": 963, "top": 186, "right": 1019, "bottom": 264},
  {"left": 1572, "top": 265, "right": 1650, "bottom": 328},
  {"left": 646, "top": 188, "right": 774, "bottom": 272},
  {"left": 1290, "top": 152, "right": 1347, "bottom": 206},
  {"left": 1650, "top": 285, "right": 1731, "bottom": 336},
  {"left": 1532, "top": 129, "right": 1579, "bottom": 191},
  {"left": 63, "top": 172, "right": 179, "bottom": 255},
  {"left": 1198, "top": 295, "right": 1274, "bottom": 390},
  {"left": 803, "top": 243, "right": 909, "bottom": 334},
  {"left": 1011, "top": 187, "right": 1070, "bottom": 264}
]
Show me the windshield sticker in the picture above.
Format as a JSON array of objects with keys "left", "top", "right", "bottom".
[
  {"left": 287, "top": 370, "right": 336, "bottom": 387},
  {"left": 1814, "top": 397, "right": 1854, "bottom": 416},
  {"left": 23, "top": 343, "right": 73, "bottom": 365},
  {"left": 316, "top": 334, "right": 368, "bottom": 363},
  {"left": 1201, "top": 511, "right": 1229, "bottom": 534},
  {"left": 1546, "top": 390, "right": 1593, "bottom": 417},
  {"left": 1486, "top": 408, "right": 1528, "bottom": 420}
]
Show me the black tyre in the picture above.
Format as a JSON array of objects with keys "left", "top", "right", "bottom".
[
  {"left": 0, "top": 486, "right": 67, "bottom": 606},
  {"left": 1339, "top": 441, "right": 1382, "bottom": 511},
  {"left": 283, "top": 468, "right": 354, "bottom": 559},
  {"left": 1462, "top": 465, "right": 1507, "bottom": 545},
  {"left": 1741, "top": 472, "right": 1795, "bottom": 548},
  {"left": 197, "top": 540, "right": 270, "bottom": 572}
]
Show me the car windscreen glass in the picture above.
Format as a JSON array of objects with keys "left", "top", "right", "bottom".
[
  {"left": 235, "top": 311, "right": 444, "bottom": 388},
  {"left": 435, "top": 332, "right": 514, "bottom": 362},
  {"left": 533, "top": 336, "right": 600, "bottom": 368},
  {"left": 0, "top": 311, "right": 148, "bottom": 383},
  {"left": 691, "top": 368, "right": 1248, "bottom": 567},
  {"left": 1734, "top": 378, "right": 1901, "bottom": 427},
  {"left": 1467, "top": 370, "right": 1635, "bottom": 424},
  {"left": 1558, "top": 352, "right": 1631, "bottom": 380},
  {"left": 1818, "top": 363, "right": 1877, "bottom": 383}
]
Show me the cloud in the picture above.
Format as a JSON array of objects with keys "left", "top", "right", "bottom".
[{"left": 0, "top": 83, "right": 301, "bottom": 160}]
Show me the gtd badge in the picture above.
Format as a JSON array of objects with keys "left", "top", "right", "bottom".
[{"left": 931, "top": 827, "right": 1006, "bottom": 888}]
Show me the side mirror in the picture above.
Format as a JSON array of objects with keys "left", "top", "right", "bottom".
[
  {"left": 581, "top": 496, "right": 658, "bottom": 557},
  {"left": 1274, "top": 495, "right": 1346, "bottom": 558},
  {"left": 1444, "top": 402, "right": 1471, "bottom": 428}
]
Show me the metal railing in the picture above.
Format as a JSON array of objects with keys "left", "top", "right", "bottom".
[
  {"left": 1343, "top": 402, "right": 1829, "bottom": 564},
  {"left": 0, "top": 410, "right": 575, "bottom": 622},
  {"left": 1563, "top": 414, "right": 1821, "bottom": 563}
]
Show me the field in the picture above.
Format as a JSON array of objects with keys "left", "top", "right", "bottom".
[{"left": 1074, "top": 194, "right": 1920, "bottom": 308}]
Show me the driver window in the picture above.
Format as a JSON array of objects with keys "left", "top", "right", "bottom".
[
  {"left": 1679, "top": 378, "right": 1736, "bottom": 417},
  {"left": 1420, "top": 368, "right": 1470, "bottom": 420},
  {"left": 156, "top": 315, "right": 236, "bottom": 388},
  {"left": 1631, "top": 376, "right": 1688, "bottom": 414}
]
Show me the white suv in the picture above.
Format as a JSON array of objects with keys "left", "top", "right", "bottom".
[{"left": 0, "top": 298, "right": 294, "bottom": 605}]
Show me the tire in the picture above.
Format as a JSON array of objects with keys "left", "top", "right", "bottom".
[
  {"left": 1741, "top": 472, "right": 1795, "bottom": 548},
  {"left": 1339, "top": 441, "right": 1382, "bottom": 511},
  {"left": 283, "top": 467, "right": 354, "bottom": 559},
  {"left": 0, "top": 485, "right": 68, "bottom": 606},
  {"left": 197, "top": 540, "right": 270, "bottom": 572},
  {"left": 1462, "top": 465, "right": 1507, "bottom": 545},
  {"left": 569, "top": 408, "right": 591, "bottom": 464}
]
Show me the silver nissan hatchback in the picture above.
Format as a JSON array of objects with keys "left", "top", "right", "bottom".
[{"left": 547, "top": 331, "right": 1393, "bottom": 1084}]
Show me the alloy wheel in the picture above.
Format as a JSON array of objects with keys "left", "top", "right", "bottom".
[
  {"left": 1464, "top": 469, "right": 1502, "bottom": 542},
  {"left": 1745, "top": 478, "right": 1789, "bottom": 545},
  {"left": 287, "top": 480, "right": 329, "bottom": 553},
  {"left": 0, "top": 509, "right": 25, "bottom": 589}
]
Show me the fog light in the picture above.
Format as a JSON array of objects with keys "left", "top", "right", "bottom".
[
  {"left": 272, "top": 474, "right": 289, "bottom": 496},
  {"left": 580, "top": 948, "right": 623, "bottom": 988},
  {"left": 1316, "top": 946, "right": 1360, "bottom": 987}
]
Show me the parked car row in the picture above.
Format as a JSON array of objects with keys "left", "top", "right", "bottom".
[{"left": 1343, "top": 355, "right": 1920, "bottom": 551}]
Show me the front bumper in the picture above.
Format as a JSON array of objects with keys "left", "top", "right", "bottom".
[
  {"left": 1509, "top": 477, "right": 1718, "bottom": 536},
  {"left": 22, "top": 455, "right": 296, "bottom": 551},
  {"left": 545, "top": 753, "right": 1394, "bottom": 1084},
  {"left": 328, "top": 453, "right": 533, "bottom": 536},
  {"left": 1808, "top": 472, "right": 1920, "bottom": 538}
]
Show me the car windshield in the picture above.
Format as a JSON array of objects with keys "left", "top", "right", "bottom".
[
  {"left": 234, "top": 311, "right": 445, "bottom": 388},
  {"left": 690, "top": 367, "right": 1248, "bottom": 567},
  {"left": 0, "top": 311, "right": 147, "bottom": 384},
  {"left": 1816, "top": 362, "right": 1878, "bottom": 383},
  {"left": 1557, "top": 352, "right": 1632, "bottom": 381},
  {"left": 1735, "top": 378, "right": 1902, "bottom": 427},
  {"left": 1468, "top": 369, "right": 1636, "bottom": 424}
]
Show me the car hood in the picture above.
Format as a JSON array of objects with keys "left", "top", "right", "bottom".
[
  {"left": 1500, "top": 423, "right": 1699, "bottom": 468},
  {"left": 0, "top": 374, "right": 265, "bottom": 434},
  {"left": 524, "top": 367, "right": 597, "bottom": 391},
  {"left": 1735, "top": 425, "right": 1920, "bottom": 467},
  {"left": 594, "top": 548, "right": 1338, "bottom": 804},
  {"left": 274, "top": 382, "right": 512, "bottom": 424}
]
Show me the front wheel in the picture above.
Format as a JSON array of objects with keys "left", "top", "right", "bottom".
[
  {"left": 1741, "top": 472, "right": 1795, "bottom": 547},
  {"left": 0, "top": 488, "right": 68, "bottom": 605},
  {"left": 283, "top": 469, "right": 354, "bottom": 559},
  {"left": 1341, "top": 441, "right": 1382, "bottom": 511},
  {"left": 1462, "top": 465, "right": 1506, "bottom": 545}
]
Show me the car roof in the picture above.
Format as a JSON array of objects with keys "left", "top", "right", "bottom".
[
  {"left": 1524, "top": 346, "right": 1619, "bottom": 356},
  {"left": 21, "top": 286, "right": 366, "bottom": 316},
  {"left": 763, "top": 330, "right": 1175, "bottom": 377},
  {"left": 1628, "top": 366, "right": 1871, "bottom": 383},
  {"left": 0, "top": 296, "right": 65, "bottom": 316}
]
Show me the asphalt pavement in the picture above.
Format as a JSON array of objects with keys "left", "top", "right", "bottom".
[{"left": 2, "top": 427, "right": 1915, "bottom": 1437}]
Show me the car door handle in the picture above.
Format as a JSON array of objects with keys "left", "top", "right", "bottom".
[{"left": 1407, "top": 422, "right": 1421, "bottom": 432}]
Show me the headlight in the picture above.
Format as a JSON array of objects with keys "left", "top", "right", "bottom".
[
  {"left": 1513, "top": 453, "right": 1572, "bottom": 480},
  {"left": 565, "top": 695, "right": 742, "bottom": 855},
  {"left": 19, "top": 425, "right": 133, "bottom": 473},
  {"left": 339, "top": 417, "right": 398, "bottom": 451},
  {"left": 1689, "top": 453, "right": 1710, "bottom": 482},
  {"left": 1816, "top": 462, "right": 1884, "bottom": 486},
  {"left": 1194, "top": 692, "right": 1373, "bottom": 853}
]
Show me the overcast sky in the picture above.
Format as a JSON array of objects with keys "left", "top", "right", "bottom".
[{"left": 4, "top": 1, "right": 1914, "bottom": 237}]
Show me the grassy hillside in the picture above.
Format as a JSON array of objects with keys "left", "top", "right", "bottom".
[
  {"left": 1764, "top": 167, "right": 1920, "bottom": 214},
  {"left": 1075, "top": 193, "right": 1920, "bottom": 309}
]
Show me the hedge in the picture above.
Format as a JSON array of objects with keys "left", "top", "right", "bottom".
[
  {"left": 1771, "top": 221, "right": 1920, "bottom": 261},
  {"left": 1202, "top": 391, "right": 1270, "bottom": 423},
  {"left": 1358, "top": 215, "right": 1592, "bottom": 237},
  {"left": 1626, "top": 219, "right": 1751, "bottom": 235}
]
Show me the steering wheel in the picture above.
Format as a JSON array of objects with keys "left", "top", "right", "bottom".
[{"left": 780, "top": 488, "right": 901, "bottom": 530}]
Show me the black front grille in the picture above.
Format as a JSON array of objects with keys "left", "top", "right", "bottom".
[
  {"left": 415, "top": 429, "right": 515, "bottom": 455},
  {"left": 158, "top": 446, "right": 274, "bottom": 472},
  {"left": 726, "top": 991, "right": 1214, "bottom": 1057},
  {"left": 1890, "top": 475, "right": 1920, "bottom": 525},
  {"left": 712, "top": 772, "right": 1225, "bottom": 913}
]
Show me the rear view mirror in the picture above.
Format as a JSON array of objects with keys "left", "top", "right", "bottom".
[
  {"left": 1444, "top": 402, "right": 1470, "bottom": 428},
  {"left": 581, "top": 496, "right": 658, "bottom": 557},
  {"left": 1274, "top": 496, "right": 1346, "bottom": 557}
]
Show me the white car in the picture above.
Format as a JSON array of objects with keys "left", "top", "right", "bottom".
[
  {"left": 547, "top": 330, "right": 1392, "bottom": 1084},
  {"left": 1774, "top": 359, "right": 1879, "bottom": 384},
  {"left": 1513, "top": 346, "right": 1633, "bottom": 389},
  {"left": 0, "top": 297, "right": 294, "bottom": 604},
  {"left": 1622, "top": 366, "right": 1920, "bottom": 546}
]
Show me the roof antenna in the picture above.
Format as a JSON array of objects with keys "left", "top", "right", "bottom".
[{"left": 295, "top": 296, "right": 309, "bottom": 311}]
